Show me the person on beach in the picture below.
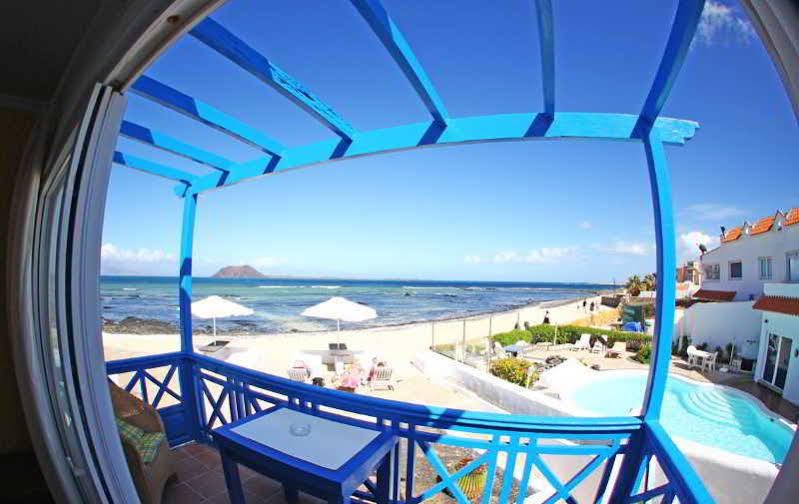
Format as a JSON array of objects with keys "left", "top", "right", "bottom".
[
  {"left": 582, "top": 299, "right": 587, "bottom": 311},
  {"left": 543, "top": 311, "right": 551, "bottom": 324}
]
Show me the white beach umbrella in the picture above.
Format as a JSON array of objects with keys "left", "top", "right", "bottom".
[
  {"left": 191, "top": 295, "right": 254, "bottom": 338},
  {"left": 301, "top": 296, "right": 377, "bottom": 336}
]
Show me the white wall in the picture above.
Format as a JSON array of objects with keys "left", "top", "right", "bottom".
[
  {"left": 700, "top": 222, "right": 799, "bottom": 301},
  {"left": 679, "top": 301, "right": 762, "bottom": 359},
  {"left": 755, "top": 283, "right": 799, "bottom": 406}
]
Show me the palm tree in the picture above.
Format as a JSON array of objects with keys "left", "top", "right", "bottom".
[
  {"left": 642, "top": 273, "right": 657, "bottom": 291},
  {"left": 626, "top": 275, "right": 643, "bottom": 296}
]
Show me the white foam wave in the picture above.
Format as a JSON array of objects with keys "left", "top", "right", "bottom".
[
  {"left": 122, "top": 287, "right": 137, "bottom": 291},
  {"left": 312, "top": 285, "right": 340, "bottom": 289}
]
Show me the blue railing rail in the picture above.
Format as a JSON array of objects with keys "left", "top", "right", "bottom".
[{"left": 106, "top": 352, "right": 713, "bottom": 503}]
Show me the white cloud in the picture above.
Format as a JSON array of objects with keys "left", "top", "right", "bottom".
[
  {"left": 678, "top": 230, "right": 719, "bottom": 259},
  {"left": 465, "top": 247, "right": 578, "bottom": 265},
  {"left": 595, "top": 241, "right": 652, "bottom": 256},
  {"left": 101, "top": 243, "right": 176, "bottom": 274},
  {"left": 578, "top": 221, "right": 593, "bottom": 230},
  {"left": 695, "top": 1, "right": 756, "bottom": 46},
  {"left": 252, "top": 256, "right": 288, "bottom": 268},
  {"left": 682, "top": 203, "right": 747, "bottom": 221}
]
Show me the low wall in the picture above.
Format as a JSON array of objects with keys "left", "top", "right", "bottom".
[
  {"left": 413, "top": 351, "right": 779, "bottom": 504},
  {"left": 678, "top": 301, "right": 762, "bottom": 359}
]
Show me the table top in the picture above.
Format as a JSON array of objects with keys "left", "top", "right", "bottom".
[
  {"left": 228, "top": 407, "right": 380, "bottom": 470},
  {"left": 691, "top": 349, "right": 712, "bottom": 358}
]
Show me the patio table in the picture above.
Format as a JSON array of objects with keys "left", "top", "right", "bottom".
[
  {"left": 689, "top": 349, "right": 712, "bottom": 369},
  {"left": 212, "top": 405, "right": 396, "bottom": 504}
]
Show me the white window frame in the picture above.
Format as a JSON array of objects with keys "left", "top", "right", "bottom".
[
  {"left": 728, "top": 260, "right": 743, "bottom": 281},
  {"left": 703, "top": 263, "right": 720, "bottom": 281},
  {"left": 788, "top": 250, "right": 799, "bottom": 283},
  {"left": 758, "top": 256, "right": 773, "bottom": 281}
]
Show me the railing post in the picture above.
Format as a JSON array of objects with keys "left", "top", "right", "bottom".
[{"left": 177, "top": 193, "right": 203, "bottom": 440}]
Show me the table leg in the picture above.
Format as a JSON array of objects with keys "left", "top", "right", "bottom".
[
  {"left": 375, "top": 453, "right": 391, "bottom": 504},
  {"left": 219, "top": 449, "right": 245, "bottom": 504},
  {"left": 283, "top": 484, "right": 299, "bottom": 504}
]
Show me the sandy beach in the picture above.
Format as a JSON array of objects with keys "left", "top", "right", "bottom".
[{"left": 103, "top": 294, "right": 615, "bottom": 381}]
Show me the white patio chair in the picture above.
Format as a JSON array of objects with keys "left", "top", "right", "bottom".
[
  {"left": 702, "top": 352, "right": 718, "bottom": 373},
  {"left": 493, "top": 341, "right": 508, "bottom": 358},
  {"left": 591, "top": 335, "right": 607, "bottom": 354},
  {"left": 369, "top": 367, "right": 394, "bottom": 391},
  {"left": 287, "top": 367, "right": 309, "bottom": 383},
  {"left": 686, "top": 345, "right": 698, "bottom": 368},
  {"left": 571, "top": 334, "right": 591, "bottom": 352}
]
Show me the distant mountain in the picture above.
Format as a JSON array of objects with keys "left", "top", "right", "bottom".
[{"left": 211, "top": 265, "right": 266, "bottom": 278}]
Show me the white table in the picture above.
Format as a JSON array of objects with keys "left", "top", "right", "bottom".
[{"left": 213, "top": 406, "right": 396, "bottom": 504}]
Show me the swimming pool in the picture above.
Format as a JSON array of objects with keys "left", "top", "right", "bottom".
[{"left": 565, "top": 371, "right": 794, "bottom": 464}]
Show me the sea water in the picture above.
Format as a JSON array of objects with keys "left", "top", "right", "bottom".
[{"left": 101, "top": 276, "right": 611, "bottom": 333}]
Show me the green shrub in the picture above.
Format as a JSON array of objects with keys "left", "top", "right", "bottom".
[
  {"left": 527, "top": 324, "right": 558, "bottom": 343},
  {"left": 635, "top": 343, "right": 652, "bottom": 364},
  {"left": 492, "top": 329, "right": 532, "bottom": 347},
  {"left": 489, "top": 357, "right": 532, "bottom": 386}
]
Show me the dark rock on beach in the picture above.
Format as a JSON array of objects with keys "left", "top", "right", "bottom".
[{"left": 103, "top": 317, "right": 178, "bottom": 334}]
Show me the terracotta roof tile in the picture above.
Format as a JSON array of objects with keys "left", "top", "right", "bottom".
[
  {"left": 749, "top": 215, "right": 776, "bottom": 236},
  {"left": 753, "top": 296, "right": 799, "bottom": 316},
  {"left": 720, "top": 226, "right": 742, "bottom": 243},
  {"left": 693, "top": 289, "right": 736, "bottom": 302},
  {"left": 785, "top": 207, "right": 799, "bottom": 226}
]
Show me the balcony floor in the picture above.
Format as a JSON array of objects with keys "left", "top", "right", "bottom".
[{"left": 165, "top": 443, "right": 325, "bottom": 504}]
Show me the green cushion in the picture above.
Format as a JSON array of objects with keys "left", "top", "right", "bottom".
[
  {"left": 137, "top": 432, "right": 165, "bottom": 464},
  {"left": 115, "top": 417, "right": 164, "bottom": 464}
]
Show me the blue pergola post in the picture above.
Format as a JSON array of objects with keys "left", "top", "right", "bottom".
[{"left": 177, "top": 193, "right": 203, "bottom": 440}]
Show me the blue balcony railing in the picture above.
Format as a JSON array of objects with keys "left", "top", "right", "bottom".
[{"left": 107, "top": 351, "right": 713, "bottom": 503}]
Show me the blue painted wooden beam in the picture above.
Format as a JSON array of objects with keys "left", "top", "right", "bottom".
[
  {"left": 638, "top": 0, "right": 705, "bottom": 126},
  {"left": 189, "top": 18, "right": 357, "bottom": 140},
  {"left": 113, "top": 151, "right": 198, "bottom": 185},
  {"left": 130, "top": 76, "right": 285, "bottom": 156},
  {"left": 180, "top": 112, "right": 698, "bottom": 195},
  {"left": 534, "top": 0, "right": 555, "bottom": 115},
  {"left": 640, "top": 129, "right": 676, "bottom": 422},
  {"left": 349, "top": 0, "right": 448, "bottom": 124},
  {"left": 120, "top": 120, "right": 234, "bottom": 172}
]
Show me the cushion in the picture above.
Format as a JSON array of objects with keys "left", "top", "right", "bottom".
[
  {"left": 108, "top": 380, "right": 145, "bottom": 418},
  {"left": 115, "top": 417, "right": 164, "bottom": 464}
]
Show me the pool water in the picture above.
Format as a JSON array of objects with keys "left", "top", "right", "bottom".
[{"left": 568, "top": 372, "right": 794, "bottom": 463}]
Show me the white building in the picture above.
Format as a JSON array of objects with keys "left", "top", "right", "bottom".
[
  {"left": 698, "top": 207, "right": 799, "bottom": 302},
  {"left": 753, "top": 283, "right": 799, "bottom": 406}
]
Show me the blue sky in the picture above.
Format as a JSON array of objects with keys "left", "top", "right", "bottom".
[{"left": 102, "top": 0, "right": 798, "bottom": 282}]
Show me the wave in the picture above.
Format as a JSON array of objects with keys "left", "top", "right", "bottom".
[
  {"left": 122, "top": 287, "right": 137, "bottom": 291},
  {"left": 258, "top": 285, "right": 295, "bottom": 289},
  {"left": 311, "top": 285, "right": 340, "bottom": 289}
]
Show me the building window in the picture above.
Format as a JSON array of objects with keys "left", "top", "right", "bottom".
[
  {"left": 704, "top": 263, "right": 720, "bottom": 281},
  {"left": 758, "top": 257, "right": 773, "bottom": 280},
  {"left": 788, "top": 252, "right": 799, "bottom": 283},
  {"left": 729, "top": 261, "right": 743, "bottom": 279}
]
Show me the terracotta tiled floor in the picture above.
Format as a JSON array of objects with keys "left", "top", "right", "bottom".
[{"left": 163, "top": 443, "right": 325, "bottom": 504}]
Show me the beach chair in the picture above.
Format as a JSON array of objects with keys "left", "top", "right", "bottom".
[
  {"left": 605, "top": 342, "right": 626, "bottom": 358},
  {"left": 287, "top": 367, "right": 309, "bottom": 383},
  {"left": 571, "top": 334, "right": 591, "bottom": 352},
  {"left": 369, "top": 367, "right": 394, "bottom": 391},
  {"left": 493, "top": 341, "right": 508, "bottom": 358}
]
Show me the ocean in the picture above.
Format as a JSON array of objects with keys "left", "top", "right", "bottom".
[{"left": 101, "top": 276, "right": 614, "bottom": 334}]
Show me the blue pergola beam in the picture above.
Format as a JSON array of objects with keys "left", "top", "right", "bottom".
[
  {"left": 180, "top": 112, "right": 698, "bottom": 195},
  {"left": 113, "top": 151, "right": 198, "bottom": 185},
  {"left": 190, "top": 18, "right": 357, "bottom": 140},
  {"left": 534, "top": 0, "right": 555, "bottom": 115},
  {"left": 638, "top": 0, "right": 705, "bottom": 126},
  {"left": 120, "top": 120, "right": 234, "bottom": 172},
  {"left": 349, "top": 0, "right": 448, "bottom": 124},
  {"left": 130, "top": 76, "right": 285, "bottom": 156}
]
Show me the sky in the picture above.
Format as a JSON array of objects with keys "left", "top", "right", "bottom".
[{"left": 101, "top": 0, "right": 798, "bottom": 283}]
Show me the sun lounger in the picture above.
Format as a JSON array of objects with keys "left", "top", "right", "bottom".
[
  {"left": 493, "top": 341, "right": 509, "bottom": 358},
  {"left": 369, "top": 367, "right": 394, "bottom": 391},
  {"left": 287, "top": 367, "right": 309, "bottom": 383},
  {"left": 606, "top": 342, "right": 626, "bottom": 358},
  {"left": 570, "top": 334, "right": 591, "bottom": 352}
]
